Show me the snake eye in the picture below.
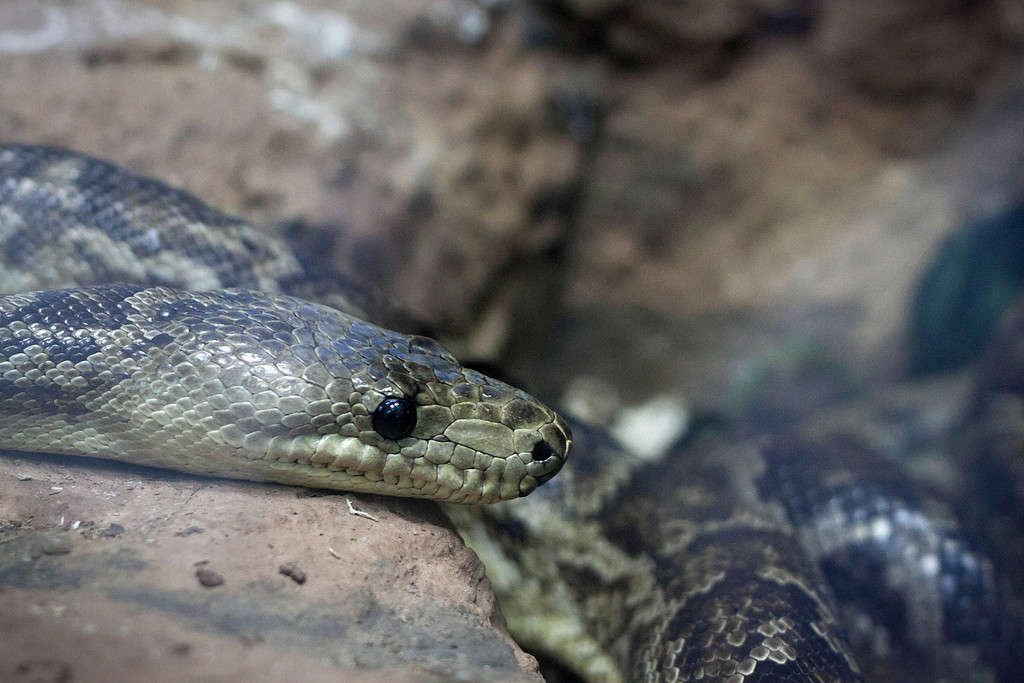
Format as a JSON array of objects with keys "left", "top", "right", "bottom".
[{"left": 372, "top": 396, "right": 417, "bottom": 440}]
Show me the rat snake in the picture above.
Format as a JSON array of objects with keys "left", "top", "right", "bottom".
[{"left": 0, "top": 144, "right": 1009, "bottom": 682}]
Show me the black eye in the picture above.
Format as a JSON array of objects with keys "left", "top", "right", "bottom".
[{"left": 372, "top": 396, "right": 417, "bottom": 440}]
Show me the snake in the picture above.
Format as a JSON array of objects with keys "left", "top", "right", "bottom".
[
  {"left": 0, "top": 143, "right": 1009, "bottom": 682},
  {"left": 0, "top": 143, "right": 570, "bottom": 504}
]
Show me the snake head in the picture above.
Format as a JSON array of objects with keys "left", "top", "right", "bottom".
[
  {"left": 173, "top": 291, "right": 573, "bottom": 503},
  {"left": 308, "top": 313, "right": 573, "bottom": 504}
]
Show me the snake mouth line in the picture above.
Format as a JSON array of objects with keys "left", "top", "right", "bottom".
[{"left": 255, "top": 416, "right": 570, "bottom": 503}]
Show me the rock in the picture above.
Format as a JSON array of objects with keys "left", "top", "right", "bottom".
[
  {"left": 278, "top": 562, "right": 307, "bottom": 584},
  {"left": 102, "top": 523, "right": 125, "bottom": 538},
  {"left": 194, "top": 565, "right": 225, "bottom": 588},
  {"left": 813, "top": 1, "right": 1015, "bottom": 100},
  {"left": 37, "top": 532, "right": 74, "bottom": 556},
  {"left": 0, "top": 0, "right": 591, "bottom": 345},
  {"left": 0, "top": 452, "right": 540, "bottom": 681}
]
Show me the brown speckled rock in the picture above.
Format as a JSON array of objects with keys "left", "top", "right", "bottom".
[{"left": 0, "top": 452, "right": 539, "bottom": 682}]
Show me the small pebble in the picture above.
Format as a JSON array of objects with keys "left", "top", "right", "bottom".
[
  {"left": 195, "top": 566, "right": 224, "bottom": 587},
  {"left": 279, "top": 563, "right": 307, "bottom": 584},
  {"left": 40, "top": 533, "right": 73, "bottom": 555},
  {"left": 102, "top": 523, "right": 125, "bottom": 538}
]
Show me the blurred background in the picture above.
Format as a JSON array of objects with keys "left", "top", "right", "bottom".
[
  {"left": 2, "top": 1, "right": 1023, "bottom": 680},
  {"left": 3, "top": 0, "right": 1022, "bottom": 417}
]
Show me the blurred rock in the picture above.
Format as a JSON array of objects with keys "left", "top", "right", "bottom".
[
  {"left": 0, "top": 0, "right": 593, "bottom": 340},
  {"left": 2, "top": 0, "right": 1022, "bottom": 395},
  {"left": 909, "top": 203, "right": 1024, "bottom": 375},
  {"left": 814, "top": 1, "right": 1016, "bottom": 99},
  {"left": 544, "top": 0, "right": 816, "bottom": 62}
]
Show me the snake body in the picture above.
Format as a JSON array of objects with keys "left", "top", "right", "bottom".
[
  {"left": 0, "top": 144, "right": 1007, "bottom": 681},
  {"left": 458, "top": 413, "right": 1004, "bottom": 682}
]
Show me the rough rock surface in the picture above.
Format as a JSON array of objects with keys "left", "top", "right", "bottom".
[{"left": 0, "top": 452, "right": 537, "bottom": 682}]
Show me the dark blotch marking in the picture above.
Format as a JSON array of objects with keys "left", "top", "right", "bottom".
[
  {"left": 490, "top": 516, "right": 528, "bottom": 544},
  {"left": 656, "top": 559, "right": 860, "bottom": 682},
  {"left": 0, "top": 379, "right": 84, "bottom": 415},
  {"left": 0, "top": 286, "right": 150, "bottom": 414},
  {"left": 0, "top": 369, "right": 123, "bottom": 416},
  {"left": 759, "top": 436, "right": 1002, "bottom": 655},
  {"left": 0, "top": 143, "right": 270, "bottom": 288},
  {"left": 1, "top": 333, "right": 102, "bottom": 369},
  {"left": 0, "top": 286, "right": 140, "bottom": 332}
]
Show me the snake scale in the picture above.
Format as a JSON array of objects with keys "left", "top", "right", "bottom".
[{"left": 0, "top": 143, "right": 1009, "bottom": 682}]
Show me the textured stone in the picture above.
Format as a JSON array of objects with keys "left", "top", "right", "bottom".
[{"left": 0, "top": 451, "right": 539, "bottom": 681}]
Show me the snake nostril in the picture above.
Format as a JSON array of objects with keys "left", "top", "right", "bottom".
[{"left": 531, "top": 439, "right": 559, "bottom": 463}]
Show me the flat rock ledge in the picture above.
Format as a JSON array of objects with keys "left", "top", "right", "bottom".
[{"left": 0, "top": 451, "right": 540, "bottom": 683}]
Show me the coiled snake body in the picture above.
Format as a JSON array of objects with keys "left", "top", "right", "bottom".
[{"left": 0, "top": 144, "right": 1006, "bottom": 682}]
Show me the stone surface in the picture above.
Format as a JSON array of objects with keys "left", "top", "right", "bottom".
[{"left": 0, "top": 451, "right": 538, "bottom": 682}]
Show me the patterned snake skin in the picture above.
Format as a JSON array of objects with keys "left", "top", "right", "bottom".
[
  {"left": 0, "top": 144, "right": 1007, "bottom": 681},
  {"left": 454, "top": 414, "right": 1005, "bottom": 682}
]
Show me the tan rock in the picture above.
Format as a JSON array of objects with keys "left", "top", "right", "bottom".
[{"left": 0, "top": 451, "right": 539, "bottom": 681}]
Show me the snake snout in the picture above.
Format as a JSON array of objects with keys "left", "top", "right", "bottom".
[
  {"left": 529, "top": 440, "right": 563, "bottom": 484},
  {"left": 522, "top": 414, "right": 572, "bottom": 492}
]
